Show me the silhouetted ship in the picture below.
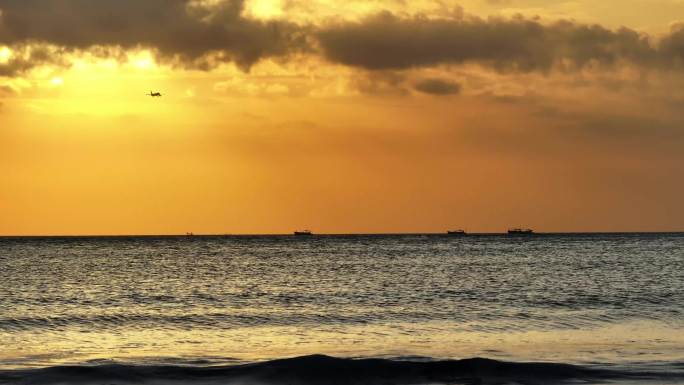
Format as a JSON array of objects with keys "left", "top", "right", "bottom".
[
  {"left": 185, "top": 232, "right": 194, "bottom": 237},
  {"left": 294, "top": 230, "right": 313, "bottom": 236},
  {"left": 447, "top": 230, "right": 467, "bottom": 235},
  {"left": 508, "top": 228, "right": 534, "bottom": 235}
]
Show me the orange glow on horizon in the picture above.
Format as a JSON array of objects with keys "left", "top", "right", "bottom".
[{"left": 2, "top": 2, "right": 684, "bottom": 235}]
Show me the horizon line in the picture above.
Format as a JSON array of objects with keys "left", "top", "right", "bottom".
[{"left": 1, "top": 231, "right": 684, "bottom": 238}]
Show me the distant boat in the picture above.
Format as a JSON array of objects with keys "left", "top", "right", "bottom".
[
  {"left": 508, "top": 228, "right": 534, "bottom": 235},
  {"left": 294, "top": 230, "right": 313, "bottom": 236},
  {"left": 447, "top": 230, "right": 467, "bottom": 235},
  {"left": 186, "top": 232, "right": 194, "bottom": 237}
]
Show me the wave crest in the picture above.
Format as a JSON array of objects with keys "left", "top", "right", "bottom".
[{"left": 3, "top": 354, "right": 680, "bottom": 385}]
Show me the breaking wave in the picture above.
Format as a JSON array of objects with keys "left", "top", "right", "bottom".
[{"left": 2, "top": 355, "right": 684, "bottom": 385}]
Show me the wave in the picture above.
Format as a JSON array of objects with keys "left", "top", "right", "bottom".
[{"left": 2, "top": 355, "right": 683, "bottom": 385}]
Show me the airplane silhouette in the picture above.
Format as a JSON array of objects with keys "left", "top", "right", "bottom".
[{"left": 148, "top": 91, "right": 162, "bottom": 97}]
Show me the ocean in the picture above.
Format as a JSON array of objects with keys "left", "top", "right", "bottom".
[{"left": 1, "top": 233, "right": 683, "bottom": 384}]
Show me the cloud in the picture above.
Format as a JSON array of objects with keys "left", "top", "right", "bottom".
[
  {"left": 2, "top": 2, "right": 684, "bottom": 78},
  {"left": 316, "top": 12, "right": 682, "bottom": 72},
  {"left": 351, "top": 70, "right": 409, "bottom": 96},
  {"left": 414, "top": 78, "right": 462, "bottom": 95},
  {"left": 0, "top": 84, "right": 15, "bottom": 95},
  {"left": 0, "top": 44, "right": 71, "bottom": 76},
  {"left": 660, "top": 23, "right": 684, "bottom": 62},
  {"left": 0, "top": 0, "right": 307, "bottom": 74}
]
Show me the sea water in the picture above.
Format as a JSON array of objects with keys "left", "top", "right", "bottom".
[{"left": 1, "top": 233, "right": 683, "bottom": 384}]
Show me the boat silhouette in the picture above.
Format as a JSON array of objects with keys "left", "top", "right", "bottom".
[
  {"left": 508, "top": 228, "right": 534, "bottom": 235},
  {"left": 294, "top": 230, "right": 313, "bottom": 236},
  {"left": 447, "top": 229, "right": 467, "bottom": 235}
]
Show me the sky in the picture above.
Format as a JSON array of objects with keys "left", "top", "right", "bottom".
[{"left": 1, "top": 0, "right": 684, "bottom": 235}]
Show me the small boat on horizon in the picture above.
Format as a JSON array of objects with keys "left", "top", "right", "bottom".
[
  {"left": 294, "top": 230, "right": 313, "bottom": 236},
  {"left": 447, "top": 229, "right": 467, "bottom": 235},
  {"left": 508, "top": 228, "right": 534, "bottom": 235}
]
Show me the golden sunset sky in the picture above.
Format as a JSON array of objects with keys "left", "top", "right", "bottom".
[{"left": 1, "top": 0, "right": 684, "bottom": 235}]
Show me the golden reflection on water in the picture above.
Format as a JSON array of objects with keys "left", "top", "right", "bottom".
[{"left": 2, "top": 319, "right": 684, "bottom": 369}]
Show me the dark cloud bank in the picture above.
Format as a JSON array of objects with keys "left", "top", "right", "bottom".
[
  {"left": 0, "top": 0, "right": 306, "bottom": 74},
  {"left": 1, "top": 0, "right": 684, "bottom": 76},
  {"left": 316, "top": 12, "right": 684, "bottom": 71}
]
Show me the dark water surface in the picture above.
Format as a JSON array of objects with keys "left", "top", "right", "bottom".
[{"left": 1, "top": 233, "right": 684, "bottom": 384}]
